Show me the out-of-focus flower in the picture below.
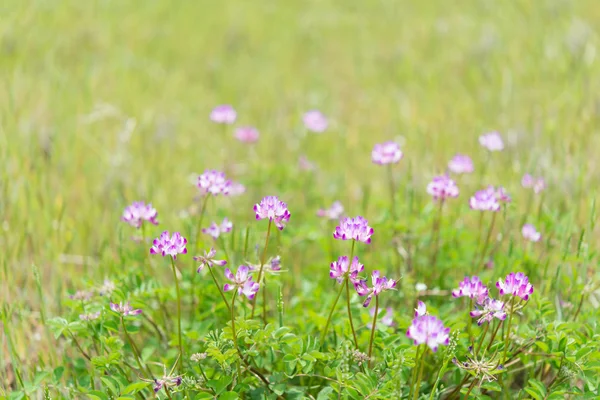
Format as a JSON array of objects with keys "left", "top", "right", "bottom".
[
  {"left": 254, "top": 196, "right": 291, "bottom": 230},
  {"left": 202, "top": 218, "right": 233, "bottom": 239},
  {"left": 299, "top": 155, "right": 317, "bottom": 171},
  {"left": 122, "top": 202, "right": 158, "bottom": 228},
  {"left": 190, "top": 353, "right": 207, "bottom": 362},
  {"left": 303, "top": 110, "right": 328, "bottom": 133},
  {"left": 451, "top": 276, "right": 489, "bottom": 303},
  {"left": 223, "top": 266, "right": 260, "bottom": 300},
  {"left": 372, "top": 141, "right": 403, "bottom": 165},
  {"left": 150, "top": 231, "right": 187, "bottom": 259},
  {"left": 448, "top": 154, "right": 474, "bottom": 174},
  {"left": 269, "top": 256, "right": 281, "bottom": 271},
  {"left": 470, "top": 187, "right": 500, "bottom": 211},
  {"left": 427, "top": 175, "right": 459, "bottom": 201},
  {"left": 110, "top": 302, "right": 142, "bottom": 317},
  {"left": 522, "top": 224, "right": 541, "bottom": 242},
  {"left": 210, "top": 105, "right": 236, "bottom": 124},
  {"left": 354, "top": 270, "right": 397, "bottom": 307},
  {"left": 369, "top": 307, "right": 395, "bottom": 328},
  {"left": 495, "top": 186, "right": 511, "bottom": 203},
  {"left": 522, "top": 174, "right": 545, "bottom": 194},
  {"left": 79, "top": 312, "right": 101, "bottom": 321},
  {"left": 197, "top": 170, "right": 231, "bottom": 196},
  {"left": 415, "top": 283, "right": 428, "bottom": 292},
  {"left": 194, "top": 248, "right": 227, "bottom": 272},
  {"left": 333, "top": 216, "right": 373, "bottom": 243},
  {"left": 329, "top": 256, "right": 364, "bottom": 284},
  {"left": 69, "top": 290, "right": 94, "bottom": 301},
  {"left": 414, "top": 301, "right": 427, "bottom": 317},
  {"left": 317, "top": 201, "right": 344, "bottom": 220},
  {"left": 229, "top": 182, "right": 246, "bottom": 196},
  {"left": 496, "top": 272, "right": 534, "bottom": 301},
  {"left": 470, "top": 297, "right": 507, "bottom": 325},
  {"left": 234, "top": 126, "right": 259, "bottom": 143},
  {"left": 247, "top": 256, "right": 283, "bottom": 274},
  {"left": 406, "top": 315, "right": 450, "bottom": 352},
  {"left": 98, "top": 279, "right": 116, "bottom": 296},
  {"left": 479, "top": 132, "right": 504, "bottom": 151}
]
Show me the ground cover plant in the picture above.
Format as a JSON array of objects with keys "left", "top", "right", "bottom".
[{"left": 2, "top": 0, "right": 600, "bottom": 399}]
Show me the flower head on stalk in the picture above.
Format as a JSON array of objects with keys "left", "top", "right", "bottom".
[
  {"left": 451, "top": 276, "right": 489, "bottom": 303},
  {"left": 522, "top": 174, "right": 546, "bottom": 194},
  {"left": 150, "top": 231, "right": 187, "bottom": 259},
  {"left": 372, "top": 141, "right": 403, "bottom": 165},
  {"left": 333, "top": 216, "right": 373, "bottom": 244},
  {"left": 407, "top": 315, "right": 450, "bottom": 352},
  {"left": 141, "top": 362, "right": 182, "bottom": 394},
  {"left": 317, "top": 201, "right": 344, "bottom": 220},
  {"left": 254, "top": 196, "right": 291, "bottom": 230},
  {"left": 110, "top": 302, "right": 142, "bottom": 317},
  {"left": 202, "top": 218, "right": 233, "bottom": 239},
  {"left": 354, "top": 270, "right": 397, "bottom": 307},
  {"left": 197, "top": 170, "right": 231, "bottom": 196},
  {"left": 329, "top": 256, "right": 364, "bottom": 284},
  {"left": 522, "top": 224, "right": 541, "bottom": 242},
  {"left": 303, "top": 110, "right": 328, "bottom": 133},
  {"left": 448, "top": 154, "right": 474, "bottom": 174},
  {"left": 122, "top": 201, "right": 158, "bottom": 228},
  {"left": 427, "top": 175, "right": 459, "bottom": 201},
  {"left": 496, "top": 272, "right": 534, "bottom": 301},
  {"left": 210, "top": 105, "right": 237, "bottom": 124},
  {"left": 470, "top": 297, "right": 507, "bottom": 325},
  {"left": 479, "top": 132, "right": 504, "bottom": 152},
  {"left": 223, "top": 265, "right": 260, "bottom": 300},
  {"left": 194, "top": 248, "right": 227, "bottom": 272}
]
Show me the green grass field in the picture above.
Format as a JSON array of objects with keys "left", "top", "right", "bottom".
[{"left": 2, "top": 1, "right": 600, "bottom": 398}]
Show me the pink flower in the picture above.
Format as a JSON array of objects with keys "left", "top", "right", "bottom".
[
  {"left": 198, "top": 170, "right": 231, "bottom": 196},
  {"left": 317, "top": 201, "right": 344, "bottom": 220},
  {"left": 451, "top": 276, "right": 489, "bottom": 303},
  {"left": 354, "top": 270, "right": 397, "bottom": 307},
  {"left": 522, "top": 174, "right": 545, "bottom": 194},
  {"left": 448, "top": 154, "right": 474, "bottom": 174},
  {"left": 369, "top": 307, "right": 395, "bottom": 329},
  {"left": 333, "top": 216, "right": 373, "bottom": 244},
  {"left": 79, "top": 312, "right": 101, "bottom": 321},
  {"left": 229, "top": 182, "right": 246, "bottom": 196},
  {"left": 522, "top": 224, "right": 541, "bottom": 242},
  {"left": 470, "top": 187, "right": 500, "bottom": 211},
  {"left": 470, "top": 297, "right": 506, "bottom": 325},
  {"left": 372, "top": 141, "right": 403, "bottom": 165},
  {"left": 210, "top": 105, "right": 236, "bottom": 124},
  {"left": 479, "top": 132, "right": 504, "bottom": 151},
  {"left": 194, "top": 248, "right": 227, "bottom": 272},
  {"left": 150, "top": 231, "right": 188, "bottom": 259},
  {"left": 329, "top": 256, "right": 364, "bottom": 284},
  {"left": 202, "top": 218, "right": 233, "bottom": 239},
  {"left": 406, "top": 315, "right": 450, "bottom": 352},
  {"left": 496, "top": 272, "right": 534, "bottom": 301},
  {"left": 234, "top": 126, "right": 259, "bottom": 143},
  {"left": 299, "top": 155, "right": 317, "bottom": 171},
  {"left": 122, "top": 202, "right": 158, "bottom": 228},
  {"left": 427, "top": 175, "right": 459, "bottom": 201},
  {"left": 110, "top": 302, "right": 142, "bottom": 317},
  {"left": 223, "top": 266, "right": 260, "bottom": 300},
  {"left": 495, "top": 186, "right": 511, "bottom": 203},
  {"left": 303, "top": 110, "right": 328, "bottom": 133},
  {"left": 414, "top": 301, "right": 427, "bottom": 317},
  {"left": 254, "top": 196, "right": 291, "bottom": 230}
]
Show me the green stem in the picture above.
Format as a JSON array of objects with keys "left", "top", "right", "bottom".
[
  {"left": 194, "top": 195, "right": 210, "bottom": 250},
  {"left": 463, "top": 379, "right": 477, "bottom": 399},
  {"left": 429, "top": 199, "right": 444, "bottom": 270},
  {"left": 409, "top": 345, "right": 421, "bottom": 399},
  {"left": 477, "top": 211, "right": 497, "bottom": 269},
  {"left": 413, "top": 346, "right": 427, "bottom": 400},
  {"left": 387, "top": 164, "right": 397, "bottom": 221},
  {"left": 170, "top": 257, "right": 183, "bottom": 373},
  {"left": 320, "top": 282, "right": 345, "bottom": 347},
  {"left": 121, "top": 318, "right": 152, "bottom": 378},
  {"left": 502, "top": 296, "right": 516, "bottom": 362},
  {"left": 346, "top": 278, "right": 359, "bottom": 350},
  {"left": 251, "top": 219, "right": 273, "bottom": 321},
  {"left": 208, "top": 265, "right": 231, "bottom": 313},
  {"left": 467, "top": 297, "right": 473, "bottom": 344},
  {"left": 429, "top": 358, "right": 449, "bottom": 400},
  {"left": 475, "top": 321, "right": 490, "bottom": 356},
  {"left": 484, "top": 319, "right": 502, "bottom": 355},
  {"left": 367, "top": 295, "right": 379, "bottom": 367}
]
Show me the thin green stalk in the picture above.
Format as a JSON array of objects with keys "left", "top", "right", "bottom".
[
  {"left": 463, "top": 379, "right": 477, "bottom": 399},
  {"left": 121, "top": 318, "right": 152, "bottom": 378},
  {"left": 475, "top": 321, "right": 490, "bottom": 356},
  {"left": 368, "top": 295, "right": 379, "bottom": 368},
  {"left": 251, "top": 219, "right": 273, "bottom": 320},
  {"left": 320, "top": 282, "right": 346, "bottom": 347},
  {"left": 194, "top": 195, "right": 210, "bottom": 250},
  {"left": 413, "top": 346, "right": 427, "bottom": 400},
  {"left": 408, "top": 345, "right": 421, "bottom": 399},
  {"left": 467, "top": 297, "right": 473, "bottom": 344},
  {"left": 477, "top": 211, "right": 497, "bottom": 269},
  {"left": 170, "top": 257, "right": 183, "bottom": 373},
  {"left": 207, "top": 265, "right": 231, "bottom": 313},
  {"left": 429, "top": 357, "right": 449, "bottom": 400},
  {"left": 345, "top": 240, "right": 359, "bottom": 349},
  {"left": 429, "top": 199, "right": 444, "bottom": 270},
  {"left": 387, "top": 164, "right": 397, "bottom": 221},
  {"left": 484, "top": 319, "right": 502, "bottom": 355},
  {"left": 502, "top": 296, "right": 516, "bottom": 362}
]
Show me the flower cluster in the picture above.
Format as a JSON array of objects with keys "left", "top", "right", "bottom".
[
  {"left": 110, "top": 302, "right": 142, "bottom": 317},
  {"left": 210, "top": 104, "right": 236, "bottom": 124},
  {"left": 354, "top": 270, "right": 397, "bottom": 307},
  {"left": 317, "top": 201, "right": 344, "bottom": 220},
  {"left": 333, "top": 216, "right": 373, "bottom": 244},
  {"left": 254, "top": 196, "right": 291, "bottom": 230},
  {"left": 479, "top": 132, "right": 504, "bottom": 151},
  {"left": 235, "top": 126, "right": 259, "bottom": 143},
  {"left": 153, "top": 375, "right": 182, "bottom": 393},
  {"left": 202, "top": 218, "right": 233, "bottom": 239},
  {"left": 122, "top": 201, "right": 158, "bottom": 228},
  {"left": 406, "top": 313, "right": 450, "bottom": 352},
  {"left": 427, "top": 175, "right": 459, "bottom": 201},
  {"left": 522, "top": 174, "right": 545, "bottom": 194},
  {"left": 372, "top": 141, "right": 403, "bottom": 165},
  {"left": 194, "top": 248, "right": 227, "bottom": 272},
  {"left": 223, "top": 265, "right": 260, "bottom": 300},
  {"left": 329, "top": 256, "right": 364, "bottom": 284},
  {"left": 470, "top": 297, "right": 507, "bottom": 326},
  {"left": 522, "top": 224, "right": 541, "bottom": 242},
  {"left": 496, "top": 272, "right": 534, "bottom": 300},
  {"left": 451, "top": 276, "right": 489, "bottom": 303},
  {"left": 448, "top": 154, "right": 474, "bottom": 174},
  {"left": 303, "top": 110, "right": 328, "bottom": 133},
  {"left": 150, "top": 231, "right": 188, "bottom": 259},
  {"left": 197, "top": 170, "right": 231, "bottom": 196},
  {"left": 469, "top": 187, "right": 501, "bottom": 211}
]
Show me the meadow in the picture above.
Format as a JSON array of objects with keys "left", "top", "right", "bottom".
[{"left": 1, "top": 0, "right": 600, "bottom": 398}]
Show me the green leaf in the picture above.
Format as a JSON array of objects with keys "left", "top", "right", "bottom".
[
  {"left": 87, "top": 391, "right": 110, "bottom": 400},
  {"left": 122, "top": 381, "right": 150, "bottom": 394},
  {"left": 207, "top": 375, "right": 233, "bottom": 395},
  {"left": 317, "top": 387, "right": 335, "bottom": 400},
  {"left": 218, "top": 391, "right": 239, "bottom": 400}
]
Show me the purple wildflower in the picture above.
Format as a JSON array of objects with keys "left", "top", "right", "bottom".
[
  {"left": 369, "top": 307, "right": 395, "bottom": 328},
  {"left": 329, "top": 256, "right": 364, "bottom": 284},
  {"left": 153, "top": 375, "right": 182, "bottom": 393},
  {"left": 270, "top": 256, "right": 281, "bottom": 271},
  {"left": 406, "top": 315, "right": 450, "bottom": 352},
  {"left": 79, "top": 312, "right": 101, "bottom": 321},
  {"left": 197, "top": 170, "right": 231, "bottom": 196},
  {"left": 317, "top": 201, "right": 344, "bottom": 220},
  {"left": 210, "top": 105, "right": 236, "bottom": 124},
  {"left": 235, "top": 126, "right": 259, "bottom": 143},
  {"left": 150, "top": 231, "right": 187, "bottom": 259},
  {"left": 451, "top": 276, "right": 489, "bottom": 303},
  {"left": 372, "top": 141, "right": 403, "bottom": 165},
  {"left": 223, "top": 266, "right": 260, "bottom": 300},
  {"left": 496, "top": 272, "right": 534, "bottom": 301},
  {"left": 98, "top": 279, "right": 116, "bottom": 296},
  {"left": 414, "top": 301, "right": 427, "bottom": 317},
  {"left": 427, "top": 175, "right": 459, "bottom": 201},
  {"left": 354, "top": 270, "right": 397, "bottom": 307},
  {"left": 469, "top": 187, "right": 500, "bottom": 211},
  {"left": 122, "top": 201, "right": 158, "bottom": 228},
  {"left": 229, "top": 182, "right": 246, "bottom": 196},
  {"left": 110, "top": 302, "right": 142, "bottom": 317},
  {"left": 254, "top": 196, "right": 291, "bottom": 230},
  {"left": 479, "top": 132, "right": 504, "bottom": 151},
  {"left": 202, "top": 218, "right": 233, "bottom": 239},
  {"left": 448, "top": 154, "right": 474, "bottom": 174},
  {"left": 470, "top": 297, "right": 507, "bottom": 325},
  {"left": 247, "top": 256, "right": 283, "bottom": 273},
  {"left": 194, "top": 248, "right": 227, "bottom": 272},
  {"left": 303, "top": 110, "right": 328, "bottom": 133},
  {"left": 522, "top": 224, "right": 541, "bottom": 242},
  {"left": 69, "top": 290, "right": 94, "bottom": 301},
  {"left": 522, "top": 174, "right": 545, "bottom": 194},
  {"left": 333, "top": 216, "right": 373, "bottom": 244}
]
